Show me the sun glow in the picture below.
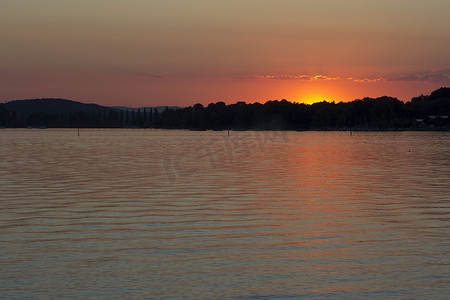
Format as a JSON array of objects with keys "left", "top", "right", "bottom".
[
  {"left": 290, "top": 83, "right": 351, "bottom": 105},
  {"left": 298, "top": 95, "right": 331, "bottom": 105}
]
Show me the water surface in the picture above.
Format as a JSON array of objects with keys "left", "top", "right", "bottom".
[{"left": 1, "top": 129, "right": 449, "bottom": 299}]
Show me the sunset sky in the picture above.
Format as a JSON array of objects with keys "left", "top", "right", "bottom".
[{"left": 1, "top": 0, "right": 450, "bottom": 107}]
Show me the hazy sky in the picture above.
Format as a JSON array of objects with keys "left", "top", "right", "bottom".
[{"left": 1, "top": 0, "right": 450, "bottom": 106}]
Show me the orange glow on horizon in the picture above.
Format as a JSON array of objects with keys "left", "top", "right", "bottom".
[
  {"left": 290, "top": 87, "right": 342, "bottom": 105},
  {"left": 1, "top": 70, "right": 445, "bottom": 107},
  {"left": 298, "top": 95, "right": 332, "bottom": 105}
]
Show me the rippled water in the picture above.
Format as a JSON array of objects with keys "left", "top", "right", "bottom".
[{"left": 1, "top": 129, "right": 449, "bottom": 299}]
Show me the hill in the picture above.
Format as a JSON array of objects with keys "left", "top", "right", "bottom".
[
  {"left": 0, "top": 98, "right": 167, "bottom": 128},
  {"left": 4, "top": 98, "right": 107, "bottom": 116}
]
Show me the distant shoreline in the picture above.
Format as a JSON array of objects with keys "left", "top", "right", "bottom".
[
  {"left": 1, "top": 87, "right": 450, "bottom": 130},
  {"left": 2, "top": 127, "right": 449, "bottom": 132}
]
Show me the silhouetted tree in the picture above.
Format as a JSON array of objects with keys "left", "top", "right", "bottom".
[
  {"left": 0, "top": 105, "right": 9, "bottom": 126},
  {"left": 2, "top": 87, "right": 450, "bottom": 129}
]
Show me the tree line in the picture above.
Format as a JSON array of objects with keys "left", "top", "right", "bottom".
[
  {"left": 0, "top": 107, "right": 160, "bottom": 128},
  {"left": 1, "top": 87, "right": 449, "bottom": 130}
]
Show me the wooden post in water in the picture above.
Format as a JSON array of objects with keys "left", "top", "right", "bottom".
[{"left": 227, "top": 129, "right": 230, "bottom": 137}]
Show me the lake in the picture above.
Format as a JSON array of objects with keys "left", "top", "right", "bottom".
[{"left": 1, "top": 129, "right": 449, "bottom": 299}]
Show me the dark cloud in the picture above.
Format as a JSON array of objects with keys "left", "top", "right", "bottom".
[
  {"left": 388, "top": 71, "right": 450, "bottom": 84},
  {"left": 219, "top": 71, "right": 450, "bottom": 85}
]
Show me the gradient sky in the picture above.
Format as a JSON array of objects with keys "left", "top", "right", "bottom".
[{"left": 1, "top": 0, "right": 450, "bottom": 107}]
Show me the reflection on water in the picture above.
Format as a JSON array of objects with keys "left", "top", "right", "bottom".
[{"left": 1, "top": 129, "right": 449, "bottom": 299}]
